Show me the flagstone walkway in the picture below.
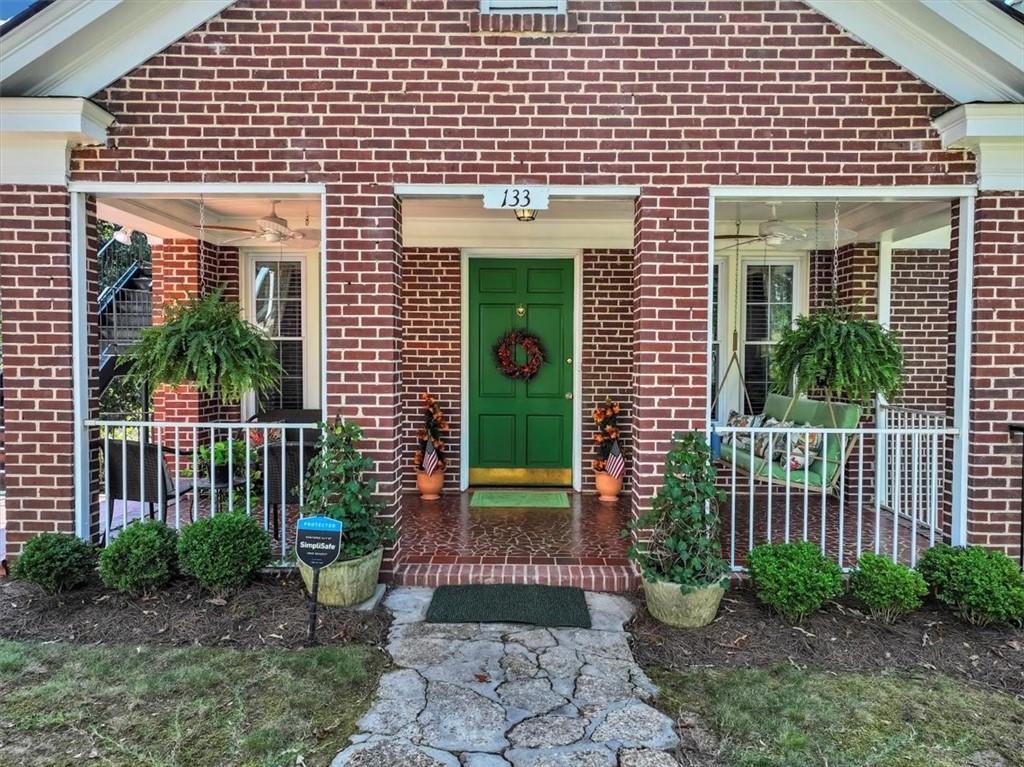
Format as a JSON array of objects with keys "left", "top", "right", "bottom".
[{"left": 332, "top": 587, "right": 682, "bottom": 767}]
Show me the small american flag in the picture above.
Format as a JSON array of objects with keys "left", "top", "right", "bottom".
[
  {"left": 422, "top": 441, "right": 440, "bottom": 476},
  {"left": 605, "top": 440, "right": 625, "bottom": 479}
]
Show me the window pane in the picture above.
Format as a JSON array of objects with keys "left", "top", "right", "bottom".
[
  {"left": 254, "top": 261, "right": 305, "bottom": 409},
  {"left": 770, "top": 302, "right": 792, "bottom": 341},
  {"left": 770, "top": 266, "right": 793, "bottom": 303},
  {"left": 746, "top": 303, "right": 769, "bottom": 342},
  {"left": 744, "top": 344, "right": 771, "bottom": 414},
  {"left": 745, "top": 265, "right": 769, "bottom": 303}
]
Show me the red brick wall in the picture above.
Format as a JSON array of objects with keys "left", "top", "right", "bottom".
[
  {"left": 810, "top": 244, "right": 879, "bottom": 316},
  {"left": 968, "top": 193, "right": 1024, "bottom": 559},
  {"left": 890, "top": 249, "right": 953, "bottom": 413},
  {"left": 0, "top": 187, "right": 77, "bottom": 555},
  {"left": 400, "top": 248, "right": 462, "bottom": 492}
]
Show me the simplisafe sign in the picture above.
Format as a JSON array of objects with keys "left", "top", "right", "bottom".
[{"left": 295, "top": 516, "right": 343, "bottom": 569}]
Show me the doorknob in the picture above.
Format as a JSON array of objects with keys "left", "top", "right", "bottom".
[{"left": 564, "top": 392, "right": 573, "bottom": 400}]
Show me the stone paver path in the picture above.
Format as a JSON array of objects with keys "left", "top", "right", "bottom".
[{"left": 333, "top": 587, "right": 682, "bottom": 767}]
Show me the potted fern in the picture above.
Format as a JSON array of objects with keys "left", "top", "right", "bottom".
[
  {"left": 124, "top": 289, "right": 282, "bottom": 404},
  {"left": 300, "top": 419, "right": 395, "bottom": 606},
  {"left": 624, "top": 432, "right": 729, "bottom": 627},
  {"left": 770, "top": 307, "right": 904, "bottom": 407}
]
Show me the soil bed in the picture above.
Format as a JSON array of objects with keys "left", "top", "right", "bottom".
[
  {"left": 0, "top": 571, "right": 390, "bottom": 650},
  {"left": 629, "top": 584, "right": 1024, "bottom": 697}
]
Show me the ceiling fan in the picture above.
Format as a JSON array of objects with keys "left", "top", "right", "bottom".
[
  {"left": 191, "top": 201, "right": 321, "bottom": 248},
  {"left": 714, "top": 202, "right": 857, "bottom": 252}
]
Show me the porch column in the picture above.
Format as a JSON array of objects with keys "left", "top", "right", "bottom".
[
  {"left": 964, "top": 192, "right": 1024, "bottom": 559},
  {"left": 630, "top": 190, "right": 711, "bottom": 516},
  {"left": 323, "top": 186, "right": 403, "bottom": 575},
  {"left": 0, "top": 186, "right": 78, "bottom": 556}
]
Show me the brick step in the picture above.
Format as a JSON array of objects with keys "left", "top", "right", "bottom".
[{"left": 392, "top": 561, "right": 640, "bottom": 593}]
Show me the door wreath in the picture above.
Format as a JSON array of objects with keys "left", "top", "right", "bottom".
[{"left": 494, "top": 329, "right": 546, "bottom": 381}]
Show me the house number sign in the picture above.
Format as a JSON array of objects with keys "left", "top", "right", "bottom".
[{"left": 482, "top": 186, "right": 550, "bottom": 210}]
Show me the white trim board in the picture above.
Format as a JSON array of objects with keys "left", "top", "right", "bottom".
[
  {"left": 710, "top": 186, "right": 978, "bottom": 200},
  {"left": 397, "top": 184, "right": 641, "bottom": 199},
  {"left": 459, "top": 249, "right": 584, "bottom": 493}
]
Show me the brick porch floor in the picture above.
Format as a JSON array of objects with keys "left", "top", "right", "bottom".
[{"left": 393, "top": 491, "right": 640, "bottom": 592}]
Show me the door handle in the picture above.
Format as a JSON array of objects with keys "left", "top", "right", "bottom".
[{"left": 564, "top": 392, "right": 573, "bottom": 400}]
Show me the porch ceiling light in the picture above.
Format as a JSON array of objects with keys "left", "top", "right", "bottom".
[
  {"left": 514, "top": 208, "right": 538, "bottom": 222},
  {"left": 113, "top": 227, "right": 133, "bottom": 245}
]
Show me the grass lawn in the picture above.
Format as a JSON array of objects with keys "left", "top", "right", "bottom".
[
  {"left": 0, "top": 639, "right": 385, "bottom": 767},
  {"left": 652, "top": 665, "right": 1024, "bottom": 767}
]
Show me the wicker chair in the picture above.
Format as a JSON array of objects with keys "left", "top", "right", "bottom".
[{"left": 105, "top": 441, "right": 194, "bottom": 526}]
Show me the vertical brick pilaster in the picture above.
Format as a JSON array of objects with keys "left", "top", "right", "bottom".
[
  {"left": 0, "top": 186, "right": 76, "bottom": 556},
  {"left": 324, "top": 188, "right": 403, "bottom": 576},
  {"left": 631, "top": 191, "right": 710, "bottom": 518},
  {"left": 967, "top": 192, "right": 1024, "bottom": 560}
]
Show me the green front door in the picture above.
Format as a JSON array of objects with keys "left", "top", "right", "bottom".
[{"left": 469, "top": 258, "right": 574, "bottom": 486}]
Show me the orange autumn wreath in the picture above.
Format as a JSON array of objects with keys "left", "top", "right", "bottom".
[{"left": 494, "top": 329, "right": 546, "bottom": 381}]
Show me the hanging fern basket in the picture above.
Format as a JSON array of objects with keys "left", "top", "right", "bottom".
[
  {"left": 125, "top": 289, "right": 283, "bottom": 405},
  {"left": 770, "top": 307, "right": 904, "bottom": 405}
]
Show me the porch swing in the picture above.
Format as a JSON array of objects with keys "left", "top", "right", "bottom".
[{"left": 712, "top": 202, "right": 865, "bottom": 494}]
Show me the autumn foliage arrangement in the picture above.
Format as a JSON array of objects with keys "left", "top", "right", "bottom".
[
  {"left": 414, "top": 393, "right": 449, "bottom": 500},
  {"left": 591, "top": 398, "right": 622, "bottom": 472}
]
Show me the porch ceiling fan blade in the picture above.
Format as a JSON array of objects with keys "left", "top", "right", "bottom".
[
  {"left": 715, "top": 237, "right": 763, "bottom": 252},
  {"left": 187, "top": 223, "right": 261, "bottom": 234},
  {"left": 714, "top": 233, "right": 760, "bottom": 240}
]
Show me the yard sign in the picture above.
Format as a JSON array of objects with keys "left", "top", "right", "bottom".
[{"left": 296, "top": 516, "right": 343, "bottom": 643}]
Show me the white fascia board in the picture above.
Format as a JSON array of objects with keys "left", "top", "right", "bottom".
[
  {"left": 395, "top": 184, "right": 642, "bottom": 199},
  {"left": 804, "top": 0, "right": 1024, "bottom": 103},
  {"left": 933, "top": 104, "right": 1024, "bottom": 191},
  {"left": 1, "top": 0, "right": 236, "bottom": 97},
  {"left": 920, "top": 0, "right": 1024, "bottom": 72}
]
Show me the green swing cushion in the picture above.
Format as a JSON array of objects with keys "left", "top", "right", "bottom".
[{"left": 720, "top": 393, "right": 861, "bottom": 486}]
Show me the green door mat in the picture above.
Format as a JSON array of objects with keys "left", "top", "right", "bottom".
[
  {"left": 470, "top": 490, "right": 570, "bottom": 508},
  {"left": 426, "top": 584, "right": 591, "bottom": 628}
]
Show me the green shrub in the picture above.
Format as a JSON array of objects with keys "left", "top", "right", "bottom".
[
  {"left": 849, "top": 552, "right": 927, "bottom": 622},
  {"left": 917, "top": 543, "right": 959, "bottom": 596},
  {"left": 177, "top": 513, "right": 271, "bottom": 597},
  {"left": 12, "top": 533, "right": 96, "bottom": 595},
  {"left": 747, "top": 542, "right": 843, "bottom": 622},
  {"left": 99, "top": 520, "right": 179, "bottom": 595},
  {"left": 920, "top": 545, "right": 1024, "bottom": 626}
]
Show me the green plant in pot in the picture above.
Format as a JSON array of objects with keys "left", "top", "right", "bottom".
[
  {"left": 197, "top": 440, "right": 251, "bottom": 483},
  {"left": 624, "top": 431, "right": 730, "bottom": 627},
  {"left": 299, "top": 418, "right": 396, "bottom": 606},
  {"left": 124, "top": 288, "right": 282, "bottom": 405},
  {"left": 770, "top": 307, "right": 904, "bottom": 411}
]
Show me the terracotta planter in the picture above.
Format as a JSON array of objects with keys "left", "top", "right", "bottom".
[
  {"left": 299, "top": 547, "right": 383, "bottom": 607},
  {"left": 416, "top": 469, "right": 444, "bottom": 500},
  {"left": 594, "top": 470, "right": 623, "bottom": 502},
  {"left": 643, "top": 579, "right": 726, "bottom": 628}
]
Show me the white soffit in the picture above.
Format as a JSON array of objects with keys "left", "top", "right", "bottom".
[
  {"left": 0, "top": 0, "right": 236, "bottom": 97},
  {"left": 0, "top": 96, "right": 114, "bottom": 184},
  {"left": 933, "top": 103, "right": 1024, "bottom": 190},
  {"left": 804, "top": 0, "right": 1024, "bottom": 103}
]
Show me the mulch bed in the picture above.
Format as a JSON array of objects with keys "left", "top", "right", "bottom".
[
  {"left": 0, "top": 572, "right": 391, "bottom": 650},
  {"left": 629, "top": 584, "right": 1024, "bottom": 698}
]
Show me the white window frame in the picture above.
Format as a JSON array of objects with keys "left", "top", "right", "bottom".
[
  {"left": 713, "top": 251, "right": 807, "bottom": 421},
  {"left": 480, "top": 0, "right": 567, "bottom": 14},
  {"left": 239, "top": 250, "right": 321, "bottom": 418}
]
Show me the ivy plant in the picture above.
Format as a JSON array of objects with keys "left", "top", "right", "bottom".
[
  {"left": 770, "top": 307, "right": 904, "bottom": 405},
  {"left": 125, "top": 289, "right": 282, "bottom": 404},
  {"left": 624, "top": 432, "right": 729, "bottom": 591},
  {"left": 303, "top": 419, "right": 396, "bottom": 561}
]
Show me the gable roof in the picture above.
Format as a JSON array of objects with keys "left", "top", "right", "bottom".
[{"left": 1, "top": 0, "right": 1021, "bottom": 104}]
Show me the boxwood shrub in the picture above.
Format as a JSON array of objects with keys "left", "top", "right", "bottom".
[
  {"left": 177, "top": 512, "right": 271, "bottom": 597},
  {"left": 919, "top": 545, "right": 1024, "bottom": 627},
  {"left": 12, "top": 533, "right": 96, "bottom": 595},
  {"left": 99, "top": 520, "right": 179, "bottom": 595},
  {"left": 849, "top": 552, "right": 927, "bottom": 623},
  {"left": 748, "top": 541, "right": 844, "bottom": 622}
]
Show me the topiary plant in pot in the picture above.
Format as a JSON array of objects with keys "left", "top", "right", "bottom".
[
  {"left": 124, "top": 288, "right": 282, "bottom": 405},
  {"left": 300, "top": 418, "right": 396, "bottom": 606},
  {"left": 624, "top": 431, "right": 729, "bottom": 627}
]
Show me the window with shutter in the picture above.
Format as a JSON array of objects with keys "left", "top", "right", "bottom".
[{"left": 480, "top": 0, "right": 567, "bottom": 14}]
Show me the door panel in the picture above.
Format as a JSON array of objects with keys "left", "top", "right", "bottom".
[{"left": 469, "top": 258, "right": 574, "bottom": 486}]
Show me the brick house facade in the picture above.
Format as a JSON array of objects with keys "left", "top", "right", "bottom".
[{"left": 1, "top": 0, "right": 1022, "bottom": 580}]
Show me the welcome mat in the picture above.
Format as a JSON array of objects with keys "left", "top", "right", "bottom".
[
  {"left": 426, "top": 584, "right": 591, "bottom": 628},
  {"left": 470, "top": 490, "right": 570, "bottom": 509}
]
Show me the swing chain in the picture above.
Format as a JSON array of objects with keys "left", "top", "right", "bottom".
[{"left": 831, "top": 198, "right": 840, "bottom": 307}]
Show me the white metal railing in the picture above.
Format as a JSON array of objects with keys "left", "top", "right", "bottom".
[
  {"left": 878, "top": 404, "right": 951, "bottom": 534},
  {"left": 85, "top": 420, "right": 321, "bottom": 555},
  {"left": 713, "top": 423, "right": 957, "bottom": 570}
]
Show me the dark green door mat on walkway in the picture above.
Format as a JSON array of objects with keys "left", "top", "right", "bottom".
[
  {"left": 425, "top": 584, "right": 591, "bottom": 628},
  {"left": 470, "top": 490, "right": 570, "bottom": 508}
]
